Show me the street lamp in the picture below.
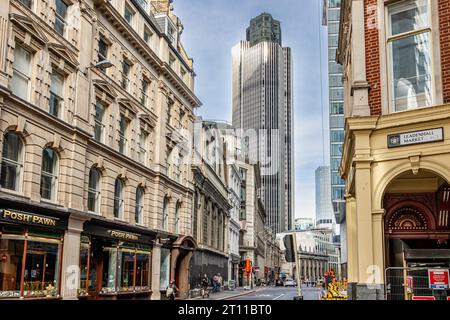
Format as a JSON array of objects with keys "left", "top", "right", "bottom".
[{"left": 94, "top": 59, "right": 113, "bottom": 69}]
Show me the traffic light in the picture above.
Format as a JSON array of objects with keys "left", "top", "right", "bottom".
[{"left": 283, "top": 234, "right": 295, "bottom": 262}]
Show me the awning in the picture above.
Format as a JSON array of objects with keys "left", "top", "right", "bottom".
[{"left": 404, "top": 249, "right": 450, "bottom": 260}]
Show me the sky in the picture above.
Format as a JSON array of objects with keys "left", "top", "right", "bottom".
[{"left": 174, "top": 0, "right": 330, "bottom": 220}]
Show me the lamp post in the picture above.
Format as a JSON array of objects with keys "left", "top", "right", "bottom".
[{"left": 292, "top": 233, "right": 303, "bottom": 300}]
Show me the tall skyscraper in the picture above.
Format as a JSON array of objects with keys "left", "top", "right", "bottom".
[
  {"left": 315, "top": 166, "right": 334, "bottom": 229},
  {"left": 232, "top": 13, "right": 294, "bottom": 234},
  {"left": 324, "top": 0, "right": 346, "bottom": 274}
]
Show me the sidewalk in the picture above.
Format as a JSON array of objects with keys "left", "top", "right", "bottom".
[{"left": 188, "top": 287, "right": 261, "bottom": 300}]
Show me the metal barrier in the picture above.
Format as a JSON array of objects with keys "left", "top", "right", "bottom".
[{"left": 384, "top": 267, "right": 449, "bottom": 300}]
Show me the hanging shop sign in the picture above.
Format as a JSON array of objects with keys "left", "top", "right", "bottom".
[
  {"left": 0, "top": 209, "right": 64, "bottom": 229},
  {"left": 428, "top": 269, "right": 449, "bottom": 290},
  {"left": 387, "top": 128, "right": 443, "bottom": 148}
]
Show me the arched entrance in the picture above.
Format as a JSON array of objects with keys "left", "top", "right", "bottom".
[
  {"left": 170, "top": 236, "right": 197, "bottom": 298},
  {"left": 383, "top": 170, "right": 450, "bottom": 299}
]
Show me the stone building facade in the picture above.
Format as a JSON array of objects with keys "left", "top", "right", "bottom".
[
  {"left": 338, "top": 0, "right": 450, "bottom": 300},
  {"left": 0, "top": 0, "right": 201, "bottom": 300},
  {"left": 189, "top": 119, "right": 231, "bottom": 294}
]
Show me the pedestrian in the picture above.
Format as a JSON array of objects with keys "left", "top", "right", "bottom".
[
  {"left": 201, "top": 274, "right": 210, "bottom": 298},
  {"left": 218, "top": 273, "right": 223, "bottom": 292},
  {"left": 166, "top": 280, "right": 178, "bottom": 300},
  {"left": 212, "top": 274, "right": 219, "bottom": 293}
]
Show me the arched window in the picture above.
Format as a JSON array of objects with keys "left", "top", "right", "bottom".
[
  {"left": 162, "top": 196, "right": 169, "bottom": 230},
  {"left": 40, "top": 148, "right": 58, "bottom": 200},
  {"left": 114, "top": 178, "right": 124, "bottom": 218},
  {"left": 174, "top": 201, "right": 181, "bottom": 234},
  {"left": 0, "top": 132, "right": 23, "bottom": 191},
  {"left": 135, "top": 186, "right": 144, "bottom": 224},
  {"left": 88, "top": 168, "right": 101, "bottom": 213}
]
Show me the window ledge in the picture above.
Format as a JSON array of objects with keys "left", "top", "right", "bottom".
[
  {"left": 40, "top": 199, "right": 63, "bottom": 207},
  {"left": 114, "top": 217, "right": 128, "bottom": 224},
  {"left": 0, "top": 188, "right": 27, "bottom": 199}
]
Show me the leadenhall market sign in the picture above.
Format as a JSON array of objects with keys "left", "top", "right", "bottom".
[{"left": 388, "top": 128, "right": 444, "bottom": 148}]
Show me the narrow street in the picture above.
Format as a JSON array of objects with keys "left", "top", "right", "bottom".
[{"left": 230, "top": 286, "right": 322, "bottom": 300}]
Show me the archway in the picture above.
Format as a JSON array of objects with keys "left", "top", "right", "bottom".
[
  {"left": 170, "top": 235, "right": 197, "bottom": 298},
  {"left": 383, "top": 169, "right": 450, "bottom": 268},
  {"left": 382, "top": 169, "right": 450, "bottom": 300}
]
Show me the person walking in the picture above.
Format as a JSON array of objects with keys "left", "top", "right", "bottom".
[
  {"left": 166, "top": 280, "right": 178, "bottom": 300},
  {"left": 201, "top": 274, "right": 210, "bottom": 298},
  {"left": 212, "top": 274, "right": 219, "bottom": 293},
  {"left": 217, "top": 273, "right": 223, "bottom": 292}
]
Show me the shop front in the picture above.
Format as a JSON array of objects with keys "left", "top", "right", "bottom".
[
  {"left": 78, "top": 219, "right": 155, "bottom": 300},
  {"left": 0, "top": 208, "right": 68, "bottom": 300}
]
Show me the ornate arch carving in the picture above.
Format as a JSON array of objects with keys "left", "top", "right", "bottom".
[{"left": 385, "top": 201, "right": 436, "bottom": 233}]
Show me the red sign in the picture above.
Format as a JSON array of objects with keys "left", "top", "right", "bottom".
[
  {"left": 245, "top": 259, "right": 252, "bottom": 275},
  {"left": 428, "top": 269, "right": 450, "bottom": 290},
  {"left": 412, "top": 296, "right": 436, "bottom": 300}
]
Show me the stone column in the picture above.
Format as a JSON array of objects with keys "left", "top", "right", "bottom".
[
  {"left": 151, "top": 242, "right": 162, "bottom": 300},
  {"left": 60, "top": 215, "right": 89, "bottom": 299},
  {"left": 372, "top": 209, "right": 385, "bottom": 299}
]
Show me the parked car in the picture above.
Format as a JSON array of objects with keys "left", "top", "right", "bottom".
[
  {"left": 284, "top": 278, "right": 296, "bottom": 287},
  {"left": 275, "top": 279, "right": 284, "bottom": 287}
]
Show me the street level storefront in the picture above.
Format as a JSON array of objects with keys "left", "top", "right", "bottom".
[
  {"left": 340, "top": 105, "right": 450, "bottom": 300},
  {"left": 0, "top": 208, "right": 68, "bottom": 299},
  {"left": 189, "top": 248, "right": 228, "bottom": 292},
  {"left": 78, "top": 219, "right": 155, "bottom": 300}
]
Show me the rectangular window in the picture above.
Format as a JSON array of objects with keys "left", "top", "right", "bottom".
[
  {"left": 180, "top": 67, "right": 187, "bottom": 81},
  {"left": 138, "top": 129, "right": 147, "bottom": 164},
  {"left": 98, "top": 37, "right": 108, "bottom": 63},
  {"left": 330, "top": 143, "right": 343, "bottom": 157},
  {"left": 330, "top": 102, "right": 344, "bottom": 115},
  {"left": 18, "top": 0, "right": 32, "bottom": 8},
  {"left": 169, "top": 54, "right": 176, "bottom": 69},
  {"left": 11, "top": 45, "right": 32, "bottom": 101},
  {"left": 49, "top": 71, "right": 64, "bottom": 119},
  {"left": 387, "top": 0, "right": 432, "bottom": 112},
  {"left": 118, "top": 115, "right": 128, "bottom": 155},
  {"left": 54, "top": 0, "right": 68, "bottom": 36},
  {"left": 141, "top": 78, "right": 150, "bottom": 107},
  {"left": 121, "top": 59, "right": 132, "bottom": 91},
  {"left": 124, "top": 4, "right": 134, "bottom": 24},
  {"left": 167, "top": 24, "right": 176, "bottom": 46},
  {"left": 94, "top": 101, "right": 105, "bottom": 143},
  {"left": 330, "top": 130, "right": 344, "bottom": 143},
  {"left": 143, "top": 26, "right": 152, "bottom": 44}
]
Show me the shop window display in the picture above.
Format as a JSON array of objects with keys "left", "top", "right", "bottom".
[
  {"left": 0, "top": 225, "right": 62, "bottom": 299},
  {"left": 79, "top": 237, "right": 151, "bottom": 296}
]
